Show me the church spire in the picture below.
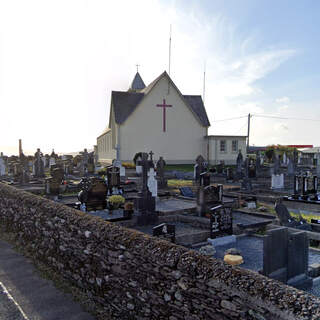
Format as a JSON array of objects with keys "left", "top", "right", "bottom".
[{"left": 129, "top": 71, "right": 146, "bottom": 91}]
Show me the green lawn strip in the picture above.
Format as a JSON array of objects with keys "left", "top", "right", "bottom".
[
  {"left": 167, "top": 179, "right": 193, "bottom": 188},
  {"left": 165, "top": 164, "right": 194, "bottom": 172}
]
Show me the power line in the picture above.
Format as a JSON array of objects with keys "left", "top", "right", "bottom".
[
  {"left": 212, "top": 115, "right": 247, "bottom": 122},
  {"left": 253, "top": 114, "right": 320, "bottom": 122}
]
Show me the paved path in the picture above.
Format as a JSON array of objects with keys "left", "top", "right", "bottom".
[{"left": 0, "top": 240, "right": 95, "bottom": 320}]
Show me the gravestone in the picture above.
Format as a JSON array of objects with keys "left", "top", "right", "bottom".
[
  {"left": 136, "top": 152, "right": 157, "bottom": 225},
  {"left": 271, "top": 173, "right": 284, "bottom": 189},
  {"left": 46, "top": 167, "right": 64, "bottom": 196},
  {"left": 49, "top": 157, "right": 56, "bottom": 168},
  {"left": 0, "top": 154, "right": 6, "bottom": 176},
  {"left": 262, "top": 227, "right": 312, "bottom": 289},
  {"left": 273, "top": 153, "right": 280, "bottom": 175},
  {"left": 236, "top": 150, "right": 243, "bottom": 180},
  {"left": 153, "top": 223, "right": 175, "bottom": 243},
  {"left": 156, "top": 156, "right": 167, "bottom": 188},
  {"left": 248, "top": 158, "right": 256, "bottom": 178},
  {"left": 135, "top": 154, "right": 142, "bottom": 175},
  {"left": 106, "top": 166, "right": 120, "bottom": 195},
  {"left": 113, "top": 144, "right": 125, "bottom": 177},
  {"left": 199, "top": 171, "right": 211, "bottom": 187},
  {"left": 194, "top": 155, "right": 206, "bottom": 184},
  {"left": 34, "top": 148, "right": 45, "bottom": 178},
  {"left": 87, "top": 152, "right": 95, "bottom": 174},
  {"left": 147, "top": 167, "right": 158, "bottom": 197},
  {"left": 256, "top": 153, "right": 261, "bottom": 176},
  {"left": 79, "top": 148, "right": 89, "bottom": 176},
  {"left": 226, "top": 167, "right": 234, "bottom": 181},
  {"left": 78, "top": 177, "right": 107, "bottom": 211},
  {"left": 210, "top": 204, "right": 233, "bottom": 239},
  {"left": 241, "top": 158, "right": 252, "bottom": 191},
  {"left": 197, "top": 184, "right": 223, "bottom": 217},
  {"left": 287, "top": 157, "right": 295, "bottom": 176}
]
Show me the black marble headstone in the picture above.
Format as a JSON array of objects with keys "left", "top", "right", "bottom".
[{"left": 209, "top": 205, "right": 233, "bottom": 239}]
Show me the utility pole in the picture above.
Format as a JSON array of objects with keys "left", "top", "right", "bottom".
[{"left": 247, "top": 113, "right": 251, "bottom": 154}]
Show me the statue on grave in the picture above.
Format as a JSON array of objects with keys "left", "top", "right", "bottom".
[
  {"left": 156, "top": 156, "right": 167, "bottom": 188},
  {"left": 194, "top": 154, "right": 207, "bottom": 184},
  {"left": 34, "top": 148, "right": 45, "bottom": 178}
]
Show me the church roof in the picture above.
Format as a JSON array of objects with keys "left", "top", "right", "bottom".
[
  {"left": 183, "top": 95, "right": 210, "bottom": 127},
  {"left": 110, "top": 71, "right": 210, "bottom": 127},
  {"left": 112, "top": 91, "right": 144, "bottom": 124},
  {"left": 129, "top": 72, "right": 146, "bottom": 91}
]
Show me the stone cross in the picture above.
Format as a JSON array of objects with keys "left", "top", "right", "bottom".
[
  {"left": 156, "top": 99, "right": 172, "bottom": 132},
  {"left": 137, "top": 153, "right": 151, "bottom": 194}
]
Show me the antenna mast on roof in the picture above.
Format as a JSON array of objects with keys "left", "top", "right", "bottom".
[
  {"left": 168, "top": 24, "right": 172, "bottom": 75},
  {"left": 203, "top": 61, "right": 206, "bottom": 104}
]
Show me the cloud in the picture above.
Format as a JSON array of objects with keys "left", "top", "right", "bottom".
[{"left": 276, "top": 96, "right": 290, "bottom": 103}]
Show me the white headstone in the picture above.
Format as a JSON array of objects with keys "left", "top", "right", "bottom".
[
  {"left": 271, "top": 173, "right": 284, "bottom": 189},
  {"left": 49, "top": 157, "right": 56, "bottom": 167},
  {"left": 283, "top": 153, "right": 287, "bottom": 165},
  {"left": 136, "top": 165, "right": 142, "bottom": 175},
  {"left": 147, "top": 168, "right": 158, "bottom": 197},
  {"left": 114, "top": 159, "right": 125, "bottom": 177}
]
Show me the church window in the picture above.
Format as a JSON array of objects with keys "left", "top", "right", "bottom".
[
  {"left": 220, "top": 140, "right": 226, "bottom": 152},
  {"left": 232, "top": 140, "right": 238, "bottom": 152}
]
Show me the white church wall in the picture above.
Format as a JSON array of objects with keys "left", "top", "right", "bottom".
[
  {"left": 119, "top": 75, "right": 207, "bottom": 163},
  {"left": 97, "top": 104, "right": 118, "bottom": 163},
  {"left": 97, "top": 131, "right": 116, "bottom": 164},
  {"left": 208, "top": 136, "right": 247, "bottom": 165}
]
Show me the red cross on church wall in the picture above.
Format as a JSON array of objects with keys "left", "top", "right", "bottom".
[{"left": 156, "top": 99, "right": 172, "bottom": 132}]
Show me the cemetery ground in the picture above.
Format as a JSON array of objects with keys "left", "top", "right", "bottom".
[{"left": 3, "top": 153, "right": 320, "bottom": 318}]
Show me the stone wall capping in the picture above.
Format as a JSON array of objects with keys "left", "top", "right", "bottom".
[{"left": 1, "top": 182, "right": 320, "bottom": 319}]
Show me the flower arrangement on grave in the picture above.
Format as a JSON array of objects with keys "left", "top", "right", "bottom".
[
  {"left": 122, "top": 162, "right": 136, "bottom": 169},
  {"left": 108, "top": 195, "right": 125, "bottom": 209}
]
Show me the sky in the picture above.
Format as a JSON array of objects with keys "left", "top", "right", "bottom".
[{"left": 1, "top": 0, "right": 320, "bottom": 155}]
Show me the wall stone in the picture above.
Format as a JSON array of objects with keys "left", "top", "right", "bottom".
[{"left": 1, "top": 182, "right": 320, "bottom": 319}]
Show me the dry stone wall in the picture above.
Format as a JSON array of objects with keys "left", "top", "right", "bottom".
[{"left": 0, "top": 182, "right": 320, "bottom": 320}]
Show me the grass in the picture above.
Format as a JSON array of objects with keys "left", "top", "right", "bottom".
[
  {"left": 290, "top": 212, "right": 320, "bottom": 224},
  {"left": 167, "top": 179, "right": 193, "bottom": 188},
  {"left": 165, "top": 164, "right": 194, "bottom": 172}
]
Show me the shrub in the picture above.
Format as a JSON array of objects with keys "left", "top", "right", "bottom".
[{"left": 108, "top": 195, "right": 125, "bottom": 205}]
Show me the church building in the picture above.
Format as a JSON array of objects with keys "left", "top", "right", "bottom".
[{"left": 97, "top": 71, "right": 246, "bottom": 164}]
